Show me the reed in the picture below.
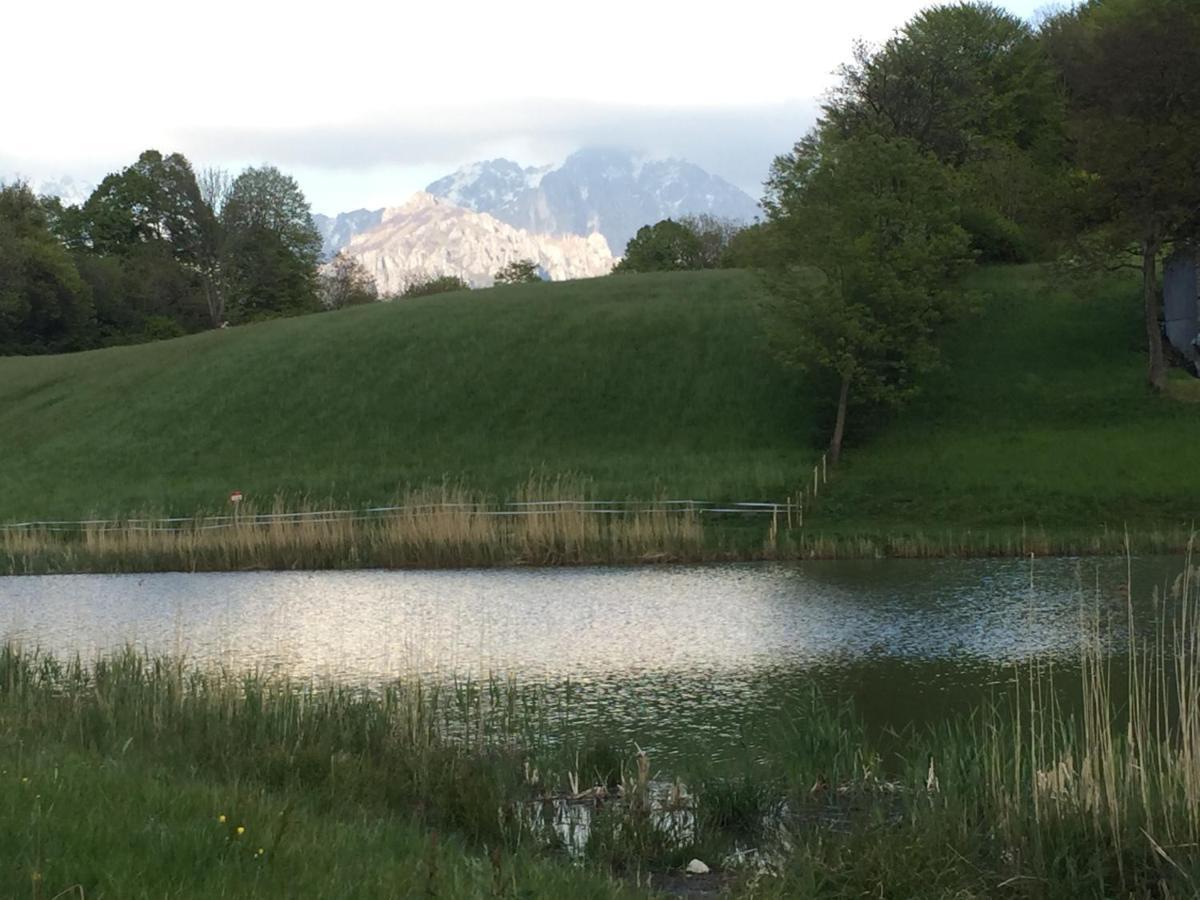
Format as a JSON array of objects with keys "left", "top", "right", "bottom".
[{"left": 0, "top": 478, "right": 706, "bottom": 575}]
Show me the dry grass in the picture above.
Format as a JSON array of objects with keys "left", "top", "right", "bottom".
[{"left": 0, "top": 478, "right": 706, "bottom": 575}]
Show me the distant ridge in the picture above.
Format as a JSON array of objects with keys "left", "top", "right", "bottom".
[
  {"left": 312, "top": 147, "right": 761, "bottom": 259},
  {"left": 339, "top": 192, "right": 615, "bottom": 292}
]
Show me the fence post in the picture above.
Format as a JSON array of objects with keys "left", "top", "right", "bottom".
[
  {"left": 813, "top": 466, "right": 819, "bottom": 497},
  {"left": 822, "top": 454, "right": 828, "bottom": 485}
]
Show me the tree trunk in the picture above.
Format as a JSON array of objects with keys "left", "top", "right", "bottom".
[
  {"left": 1143, "top": 238, "right": 1167, "bottom": 392},
  {"left": 829, "top": 375, "right": 851, "bottom": 465}
]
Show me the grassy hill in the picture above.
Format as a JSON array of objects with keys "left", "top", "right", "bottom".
[
  {"left": 818, "top": 266, "right": 1200, "bottom": 536},
  {"left": 1, "top": 265, "right": 1196, "bottom": 540},
  {"left": 0, "top": 271, "right": 812, "bottom": 521}
]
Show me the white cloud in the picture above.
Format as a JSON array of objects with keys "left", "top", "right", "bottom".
[{"left": 3, "top": 0, "right": 1047, "bottom": 212}]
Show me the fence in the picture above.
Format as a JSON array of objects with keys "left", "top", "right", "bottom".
[{"left": 1, "top": 454, "right": 833, "bottom": 535}]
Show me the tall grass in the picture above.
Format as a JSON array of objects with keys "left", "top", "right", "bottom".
[{"left": 1, "top": 478, "right": 706, "bottom": 574}]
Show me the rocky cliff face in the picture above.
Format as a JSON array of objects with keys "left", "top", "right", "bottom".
[
  {"left": 340, "top": 192, "right": 615, "bottom": 294},
  {"left": 313, "top": 208, "right": 384, "bottom": 259},
  {"left": 426, "top": 147, "right": 761, "bottom": 255}
]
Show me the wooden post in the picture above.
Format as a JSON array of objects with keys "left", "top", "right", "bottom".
[
  {"left": 813, "top": 466, "right": 819, "bottom": 497},
  {"left": 787, "top": 496, "right": 793, "bottom": 530},
  {"left": 822, "top": 454, "right": 827, "bottom": 484}
]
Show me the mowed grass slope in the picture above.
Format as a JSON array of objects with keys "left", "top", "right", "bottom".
[
  {"left": 820, "top": 266, "right": 1200, "bottom": 533},
  {"left": 0, "top": 271, "right": 812, "bottom": 521}
]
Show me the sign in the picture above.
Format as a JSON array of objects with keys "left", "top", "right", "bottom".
[{"left": 229, "top": 490, "right": 244, "bottom": 504}]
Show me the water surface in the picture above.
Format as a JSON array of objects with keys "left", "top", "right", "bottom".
[{"left": 0, "top": 557, "right": 1182, "bottom": 762}]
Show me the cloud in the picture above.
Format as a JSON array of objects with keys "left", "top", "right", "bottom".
[{"left": 176, "top": 99, "right": 818, "bottom": 197}]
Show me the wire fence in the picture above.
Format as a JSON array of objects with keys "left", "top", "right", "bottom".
[
  {"left": 0, "top": 499, "right": 806, "bottom": 534},
  {"left": 1, "top": 455, "right": 834, "bottom": 535}
]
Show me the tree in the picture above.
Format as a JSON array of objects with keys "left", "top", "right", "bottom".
[
  {"left": 720, "top": 222, "right": 783, "bottom": 269},
  {"left": 824, "top": 3, "right": 1068, "bottom": 261},
  {"left": 222, "top": 167, "right": 322, "bottom": 320},
  {"left": 764, "top": 134, "right": 974, "bottom": 463},
  {"left": 678, "top": 214, "right": 744, "bottom": 268},
  {"left": 493, "top": 259, "right": 541, "bottom": 284},
  {"left": 320, "top": 252, "right": 378, "bottom": 309},
  {"left": 1045, "top": 0, "right": 1200, "bottom": 391},
  {"left": 614, "top": 219, "right": 704, "bottom": 273},
  {"left": 0, "top": 183, "right": 94, "bottom": 354}
]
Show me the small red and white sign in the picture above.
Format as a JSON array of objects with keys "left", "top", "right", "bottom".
[{"left": 229, "top": 490, "right": 244, "bottom": 504}]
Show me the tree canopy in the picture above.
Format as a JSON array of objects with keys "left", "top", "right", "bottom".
[{"left": 765, "top": 134, "right": 974, "bottom": 462}]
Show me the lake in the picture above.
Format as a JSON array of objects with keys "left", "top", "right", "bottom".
[{"left": 0, "top": 556, "right": 1184, "bottom": 764}]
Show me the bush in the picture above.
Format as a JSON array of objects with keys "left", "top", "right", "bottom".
[{"left": 402, "top": 275, "right": 471, "bottom": 298}]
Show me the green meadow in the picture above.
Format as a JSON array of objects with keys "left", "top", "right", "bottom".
[{"left": 1, "top": 265, "right": 1197, "bottom": 550}]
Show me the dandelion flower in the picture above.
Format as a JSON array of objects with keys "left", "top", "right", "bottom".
[
  {"left": 236, "top": 826, "right": 245, "bottom": 835},
  {"left": 218, "top": 815, "right": 227, "bottom": 824}
]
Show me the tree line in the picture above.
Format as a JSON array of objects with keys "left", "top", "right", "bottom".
[
  {"left": 626, "top": 0, "right": 1199, "bottom": 463},
  {"left": 0, "top": 152, "right": 346, "bottom": 354}
]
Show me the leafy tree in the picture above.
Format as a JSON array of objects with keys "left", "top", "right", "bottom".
[
  {"left": 764, "top": 134, "right": 974, "bottom": 463},
  {"left": 720, "top": 222, "right": 783, "bottom": 269},
  {"left": 493, "top": 259, "right": 541, "bottom": 285},
  {"left": 402, "top": 275, "right": 470, "bottom": 298},
  {"left": 0, "top": 183, "right": 94, "bottom": 354},
  {"left": 222, "top": 167, "right": 321, "bottom": 321},
  {"left": 1045, "top": 0, "right": 1200, "bottom": 391},
  {"left": 676, "top": 214, "right": 745, "bottom": 269},
  {"left": 614, "top": 220, "right": 704, "bottom": 273},
  {"left": 320, "top": 252, "right": 378, "bottom": 309},
  {"left": 824, "top": 3, "right": 1067, "bottom": 261},
  {"left": 80, "top": 150, "right": 212, "bottom": 263}
]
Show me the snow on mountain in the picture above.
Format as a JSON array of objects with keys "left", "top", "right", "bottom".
[
  {"left": 313, "top": 208, "right": 384, "bottom": 259},
  {"left": 340, "top": 192, "right": 615, "bottom": 294},
  {"left": 30, "top": 176, "right": 95, "bottom": 207},
  {"left": 426, "top": 148, "right": 761, "bottom": 254}
]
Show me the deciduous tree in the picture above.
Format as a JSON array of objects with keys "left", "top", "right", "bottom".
[{"left": 765, "top": 134, "right": 974, "bottom": 463}]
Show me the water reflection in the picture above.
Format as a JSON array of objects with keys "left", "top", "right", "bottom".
[{"left": 0, "top": 557, "right": 1181, "bottom": 759}]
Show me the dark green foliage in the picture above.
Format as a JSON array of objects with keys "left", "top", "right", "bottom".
[
  {"left": 719, "top": 222, "right": 782, "bottom": 269},
  {"left": 493, "top": 258, "right": 542, "bottom": 285},
  {"left": 222, "top": 167, "right": 321, "bottom": 321},
  {"left": 824, "top": 2, "right": 1068, "bottom": 260},
  {"left": 1044, "top": 0, "right": 1200, "bottom": 389},
  {"left": 678, "top": 214, "right": 744, "bottom": 268},
  {"left": 0, "top": 183, "right": 94, "bottom": 354},
  {"left": 765, "top": 133, "right": 975, "bottom": 461},
  {"left": 614, "top": 219, "right": 703, "bottom": 273},
  {"left": 402, "top": 275, "right": 471, "bottom": 297}
]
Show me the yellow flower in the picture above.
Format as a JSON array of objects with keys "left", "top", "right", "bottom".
[
  {"left": 218, "top": 815, "right": 227, "bottom": 824},
  {"left": 236, "top": 826, "right": 245, "bottom": 835}
]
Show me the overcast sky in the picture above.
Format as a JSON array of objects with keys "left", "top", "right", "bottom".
[{"left": 4, "top": 0, "right": 1048, "bottom": 214}]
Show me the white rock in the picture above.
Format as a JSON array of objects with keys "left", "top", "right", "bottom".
[
  {"left": 341, "top": 192, "right": 615, "bottom": 294},
  {"left": 685, "top": 858, "right": 710, "bottom": 875}
]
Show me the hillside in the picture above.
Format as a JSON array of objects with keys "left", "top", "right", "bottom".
[
  {"left": 1, "top": 265, "right": 1197, "bottom": 537},
  {"left": 0, "top": 271, "right": 810, "bottom": 521},
  {"left": 819, "top": 266, "right": 1200, "bottom": 535}
]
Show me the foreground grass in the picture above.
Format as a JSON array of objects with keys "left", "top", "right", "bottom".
[
  {"left": 5, "top": 558, "right": 1200, "bottom": 896},
  {"left": 1, "top": 746, "right": 639, "bottom": 899}
]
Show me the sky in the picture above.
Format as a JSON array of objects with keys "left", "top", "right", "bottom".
[{"left": 3, "top": 0, "right": 1049, "bottom": 215}]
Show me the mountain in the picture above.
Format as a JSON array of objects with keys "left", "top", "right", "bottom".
[
  {"left": 426, "top": 148, "right": 762, "bottom": 254},
  {"left": 340, "top": 192, "right": 615, "bottom": 294},
  {"left": 29, "top": 176, "right": 95, "bottom": 207},
  {"left": 313, "top": 208, "right": 384, "bottom": 259}
]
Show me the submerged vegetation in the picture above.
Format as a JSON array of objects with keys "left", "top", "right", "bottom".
[{"left": 2, "top": 559, "right": 1200, "bottom": 896}]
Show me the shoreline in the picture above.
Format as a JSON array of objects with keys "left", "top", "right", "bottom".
[{"left": 4, "top": 520, "right": 1194, "bottom": 576}]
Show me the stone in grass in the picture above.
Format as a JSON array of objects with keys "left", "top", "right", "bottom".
[{"left": 686, "top": 859, "right": 710, "bottom": 875}]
